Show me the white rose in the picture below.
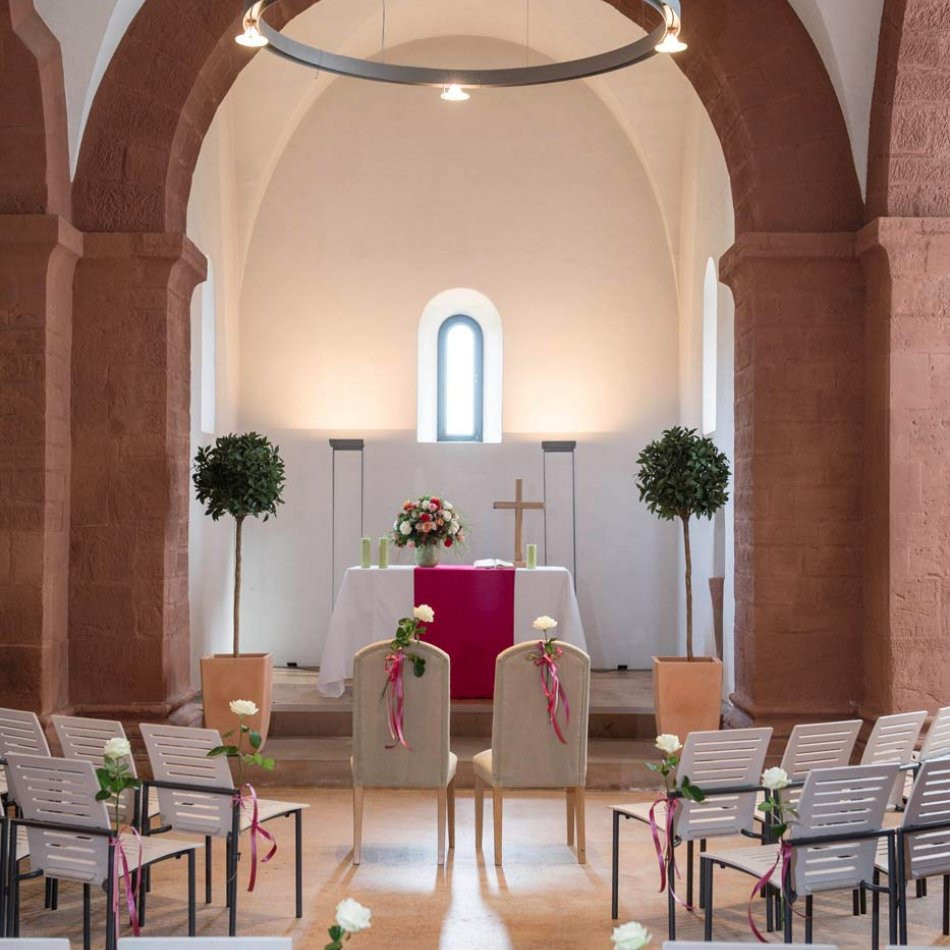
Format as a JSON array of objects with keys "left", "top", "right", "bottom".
[
  {"left": 761, "top": 766, "right": 790, "bottom": 791},
  {"left": 611, "top": 921, "right": 651, "bottom": 949},
  {"left": 448, "top": 521, "right": 460, "bottom": 535},
  {"left": 532, "top": 615, "right": 558, "bottom": 632},
  {"left": 444, "top": 501, "right": 454, "bottom": 510},
  {"left": 103, "top": 737, "right": 132, "bottom": 760},
  {"left": 335, "top": 897, "right": 372, "bottom": 933},
  {"left": 229, "top": 699, "right": 259, "bottom": 718},
  {"left": 413, "top": 604, "right": 435, "bottom": 624},
  {"left": 655, "top": 734, "right": 682, "bottom": 755},
  {"left": 400, "top": 521, "right": 413, "bottom": 536}
]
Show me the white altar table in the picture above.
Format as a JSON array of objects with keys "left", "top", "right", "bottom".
[{"left": 317, "top": 565, "right": 586, "bottom": 698}]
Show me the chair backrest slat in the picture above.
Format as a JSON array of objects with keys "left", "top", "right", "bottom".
[
  {"left": 860, "top": 711, "right": 927, "bottom": 806},
  {"left": 674, "top": 727, "right": 772, "bottom": 841},
  {"left": 140, "top": 723, "right": 234, "bottom": 838},
  {"left": 791, "top": 762, "right": 898, "bottom": 895},
  {"left": 920, "top": 707, "right": 950, "bottom": 762},
  {"left": 352, "top": 640, "right": 452, "bottom": 788},
  {"left": 0, "top": 708, "right": 52, "bottom": 804},
  {"left": 779, "top": 719, "right": 862, "bottom": 808},
  {"left": 5, "top": 753, "right": 111, "bottom": 885},
  {"left": 901, "top": 757, "right": 950, "bottom": 880},
  {"left": 490, "top": 641, "right": 590, "bottom": 789}
]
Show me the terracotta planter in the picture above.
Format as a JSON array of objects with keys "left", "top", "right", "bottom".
[
  {"left": 652, "top": 656, "right": 723, "bottom": 739},
  {"left": 200, "top": 653, "right": 274, "bottom": 750}
]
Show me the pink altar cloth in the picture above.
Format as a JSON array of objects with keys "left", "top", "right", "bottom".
[{"left": 413, "top": 565, "right": 516, "bottom": 698}]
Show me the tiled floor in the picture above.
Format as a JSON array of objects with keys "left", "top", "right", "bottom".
[{"left": 13, "top": 788, "right": 950, "bottom": 948}]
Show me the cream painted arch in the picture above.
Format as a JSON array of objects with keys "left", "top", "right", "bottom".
[{"left": 418, "top": 289, "right": 503, "bottom": 444}]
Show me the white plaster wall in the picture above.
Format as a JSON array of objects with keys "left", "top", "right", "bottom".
[
  {"left": 674, "top": 96, "right": 736, "bottom": 694},
  {"left": 230, "top": 35, "right": 682, "bottom": 669}
]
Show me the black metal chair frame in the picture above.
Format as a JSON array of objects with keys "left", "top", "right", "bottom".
[
  {"left": 2, "top": 812, "right": 196, "bottom": 950},
  {"left": 142, "top": 777, "right": 303, "bottom": 937}
]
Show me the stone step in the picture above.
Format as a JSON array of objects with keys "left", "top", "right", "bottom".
[{"left": 255, "top": 736, "right": 664, "bottom": 790}]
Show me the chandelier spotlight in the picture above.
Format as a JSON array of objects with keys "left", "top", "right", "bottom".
[{"left": 235, "top": 0, "right": 687, "bottom": 95}]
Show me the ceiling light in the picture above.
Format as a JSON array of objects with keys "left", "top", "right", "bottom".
[
  {"left": 441, "top": 85, "right": 470, "bottom": 102},
  {"left": 235, "top": 15, "right": 268, "bottom": 48},
  {"left": 655, "top": 29, "right": 687, "bottom": 54}
]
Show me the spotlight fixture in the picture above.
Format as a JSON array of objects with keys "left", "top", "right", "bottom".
[{"left": 236, "top": 0, "right": 686, "bottom": 90}]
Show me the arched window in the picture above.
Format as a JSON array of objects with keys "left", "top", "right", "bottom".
[
  {"left": 417, "top": 288, "right": 502, "bottom": 443},
  {"left": 437, "top": 315, "right": 484, "bottom": 442},
  {"left": 702, "top": 257, "right": 718, "bottom": 436}
]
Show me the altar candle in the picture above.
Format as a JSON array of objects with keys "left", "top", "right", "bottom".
[
  {"left": 378, "top": 536, "right": 389, "bottom": 569},
  {"left": 360, "top": 537, "right": 372, "bottom": 569},
  {"left": 526, "top": 543, "right": 538, "bottom": 569}
]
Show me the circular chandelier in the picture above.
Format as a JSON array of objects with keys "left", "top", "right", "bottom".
[{"left": 236, "top": 0, "right": 687, "bottom": 96}]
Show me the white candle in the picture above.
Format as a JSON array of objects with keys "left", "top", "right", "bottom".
[
  {"left": 526, "top": 543, "right": 538, "bottom": 569},
  {"left": 360, "top": 537, "right": 371, "bottom": 568},
  {"left": 378, "top": 537, "right": 389, "bottom": 569}
]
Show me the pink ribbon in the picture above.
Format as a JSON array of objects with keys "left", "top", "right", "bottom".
[
  {"left": 747, "top": 840, "right": 793, "bottom": 942},
  {"left": 647, "top": 795, "right": 694, "bottom": 910},
  {"left": 111, "top": 827, "right": 143, "bottom": 939},
  {"left": 532, "top": 641, "right": 570, "bottom": 744},
  {"left": 384, "top": 650, "right": 410, "bottom": 749},
  {"left": 233, "top": 784, "right": 278, "bottom": 892}
]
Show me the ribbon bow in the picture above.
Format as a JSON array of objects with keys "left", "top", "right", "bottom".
[
  {"left": 383, "top": 650, "right": 410, "bottom": 749},
  {"left": 234, "top": 784, "right": 278, "bottom": 892},
  {"left": 532, "top": 640, "right": 570, "bottom": 744},
  {"left": 111, "top": 826, "right": 143, "bottom": 939}
]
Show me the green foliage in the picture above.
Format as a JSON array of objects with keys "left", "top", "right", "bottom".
[
  {"left": 193, "top": 432, "right": 286, "bottom": 523},
  {"left": 647, "top": 751, "right": 705, "bottom": 801},
  {"left": 388, "top": 615, "right": 429, "bottom": 678},
  {"left": 325, "top": 925, "right": 345, "bottom": 950},
  {"left": 95, "top": 759, "right": 141, "bottom": 833},
  {"left": 206, "top": 720, "right": 275, "bottom": 784},
  {"left": 635, "top": 426, "right": 730, "bottom": 523}
]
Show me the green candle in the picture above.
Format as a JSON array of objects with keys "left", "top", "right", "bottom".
[
  {"left": 378, "top": 536, "right": 389, "bottom": 569},
  {"left": 526, "top": 543, "right": 538, "bottom": 569},
  {"left": 360, "top": 537, "right": 371, "bottom": 569}
]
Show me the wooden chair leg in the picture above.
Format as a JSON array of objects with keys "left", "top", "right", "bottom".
[
  {"left": 437, "top": 787, "right": 447, "bottom": 866},
  {"left": 575, "top": 786, "right": 586, "bottom": 865},
  {"left": 352, "top": 786, "right": 363, "bottom": 865},
  {"left": 566, "top": 788, "right": 576, "bottom": 846},
  {"left": 447, "top": 779, "right": 456, "bottom": 851},
  {"left": 474, "top": 776, "right": 484, "bottom": 850},
  {"left": 492, "top": 788, "right": 504, "bottom": 867}
]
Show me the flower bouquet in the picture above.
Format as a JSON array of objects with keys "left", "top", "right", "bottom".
[
  {"left": 391, "top": 495, "right": 465, "bottom": 567},
  {"left": 382, "top": 605, "right": 434, "bottom": 749}
]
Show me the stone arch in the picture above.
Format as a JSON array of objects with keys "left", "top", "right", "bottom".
[
  {"left": 74, "top": 0, "right": 863, "bottom": 235},
  {"left": 0, "top": 0, "right": 70, "bottom": 216}
]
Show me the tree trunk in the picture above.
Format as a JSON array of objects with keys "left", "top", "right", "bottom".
[
  {"left": 682, "top": 514, "right": 693, "bottom": 661},
  {"left": 233, "top": 516, "right": 244, "bottom": 657}
]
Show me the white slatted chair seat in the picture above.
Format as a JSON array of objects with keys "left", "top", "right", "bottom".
[
  {"left": 861, "top": 710, "right": 927, "bottom": 808},
  {"left": 118, "top": 938, "right": 292, "bottom": 948},
  {"left": 664, "top": 943, "right": 837, "bottom": 949},
  {"left": 238, "top": 797, "right": 304, "bottom": 831},
  {"left": 52, "top": 715, "right": 163, "bottom": 827},
  {"left": 140, "top": 723, "right": 308, "bottom": 840},
  {"left": 611, "top": 799, "right": 667, "bottom": 825},
  {"left": 0, "top": 939, "right": 73, "bottom": 948}
]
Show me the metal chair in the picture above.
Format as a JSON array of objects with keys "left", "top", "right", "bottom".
[
  {"left": 352, "top": 640, "right": 456, "bottom": 866},
  {"left": 874, "top": 756, "right": 950, "bottom": 943},
  {"left": 701, "top": 763, "right": 901, "bottom": 949},
  {"left": 52, "top": 715, "right": 162, "bottom": 830},
  {"left": 4, "top": 753, "right": 197, "bottom": 950},
  {"left": 611, "top": 726, "right": 773, "bottom": 935},
  {"left": 140, "top": 723, "right": 306, "bottom": 937},
  {"left": 473, "top": 641, "right": 590, "bottom": 867}
]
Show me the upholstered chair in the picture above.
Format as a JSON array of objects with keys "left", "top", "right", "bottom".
[
  {"left": 351, "top": 640, "right": 456, "bottom": 865},
  {"left": 473, "top": 641, "right": 590, "bottom": 866}
]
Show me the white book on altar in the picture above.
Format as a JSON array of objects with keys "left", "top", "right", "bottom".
[{"left": 473, "top": 558, "right": 514, "bottom": 569}]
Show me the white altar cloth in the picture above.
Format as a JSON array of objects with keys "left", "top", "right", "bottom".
[{"left": 317, "top": 565, "right": 586, "bottom": 698}]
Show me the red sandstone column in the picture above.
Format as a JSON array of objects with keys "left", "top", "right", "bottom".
[
  {"left": 0, "top": 214, "right": 81, "bottom": 713},
  {"left": 70, "top": 233, "right": 205, "bottom": 718},
  {"left": 859, "top": 217, "right": 950, "bottom": 718},
  {"left": 721, "top": 233, "right": 866, "bottom": 732}
]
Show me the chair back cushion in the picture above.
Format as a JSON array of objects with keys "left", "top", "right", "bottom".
[
  {"left": 489, "top": 641, "right": 590, "bottom": 789},
  {"left": 5, "top": 753, "right": 111, "bottom": 885},
  {"left": 902, "top": 757, "right": 950, "bottom": 879},
  {"left": 791, "top": 762, "right": 899, "bottom": 895},
  {"left": 920, "top": 706, "right": 950, "bottom": 762},
  {"left": 352, "top": 640, "right": 452, "bottom": 788},
  {"left": 140, "top": 723, "right": 235, "bottom": 837}
]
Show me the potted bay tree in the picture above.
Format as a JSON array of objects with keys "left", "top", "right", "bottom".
[
  {"left": 636, "top": 426, "right": 730, "bottom": 738},
  {"left": 194, "top": 432, "right": 286, "bottom": 748}
]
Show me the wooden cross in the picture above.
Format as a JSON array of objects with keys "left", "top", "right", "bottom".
[{"left": 493, "top": 477, "right": 544, "bottom": 567}]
